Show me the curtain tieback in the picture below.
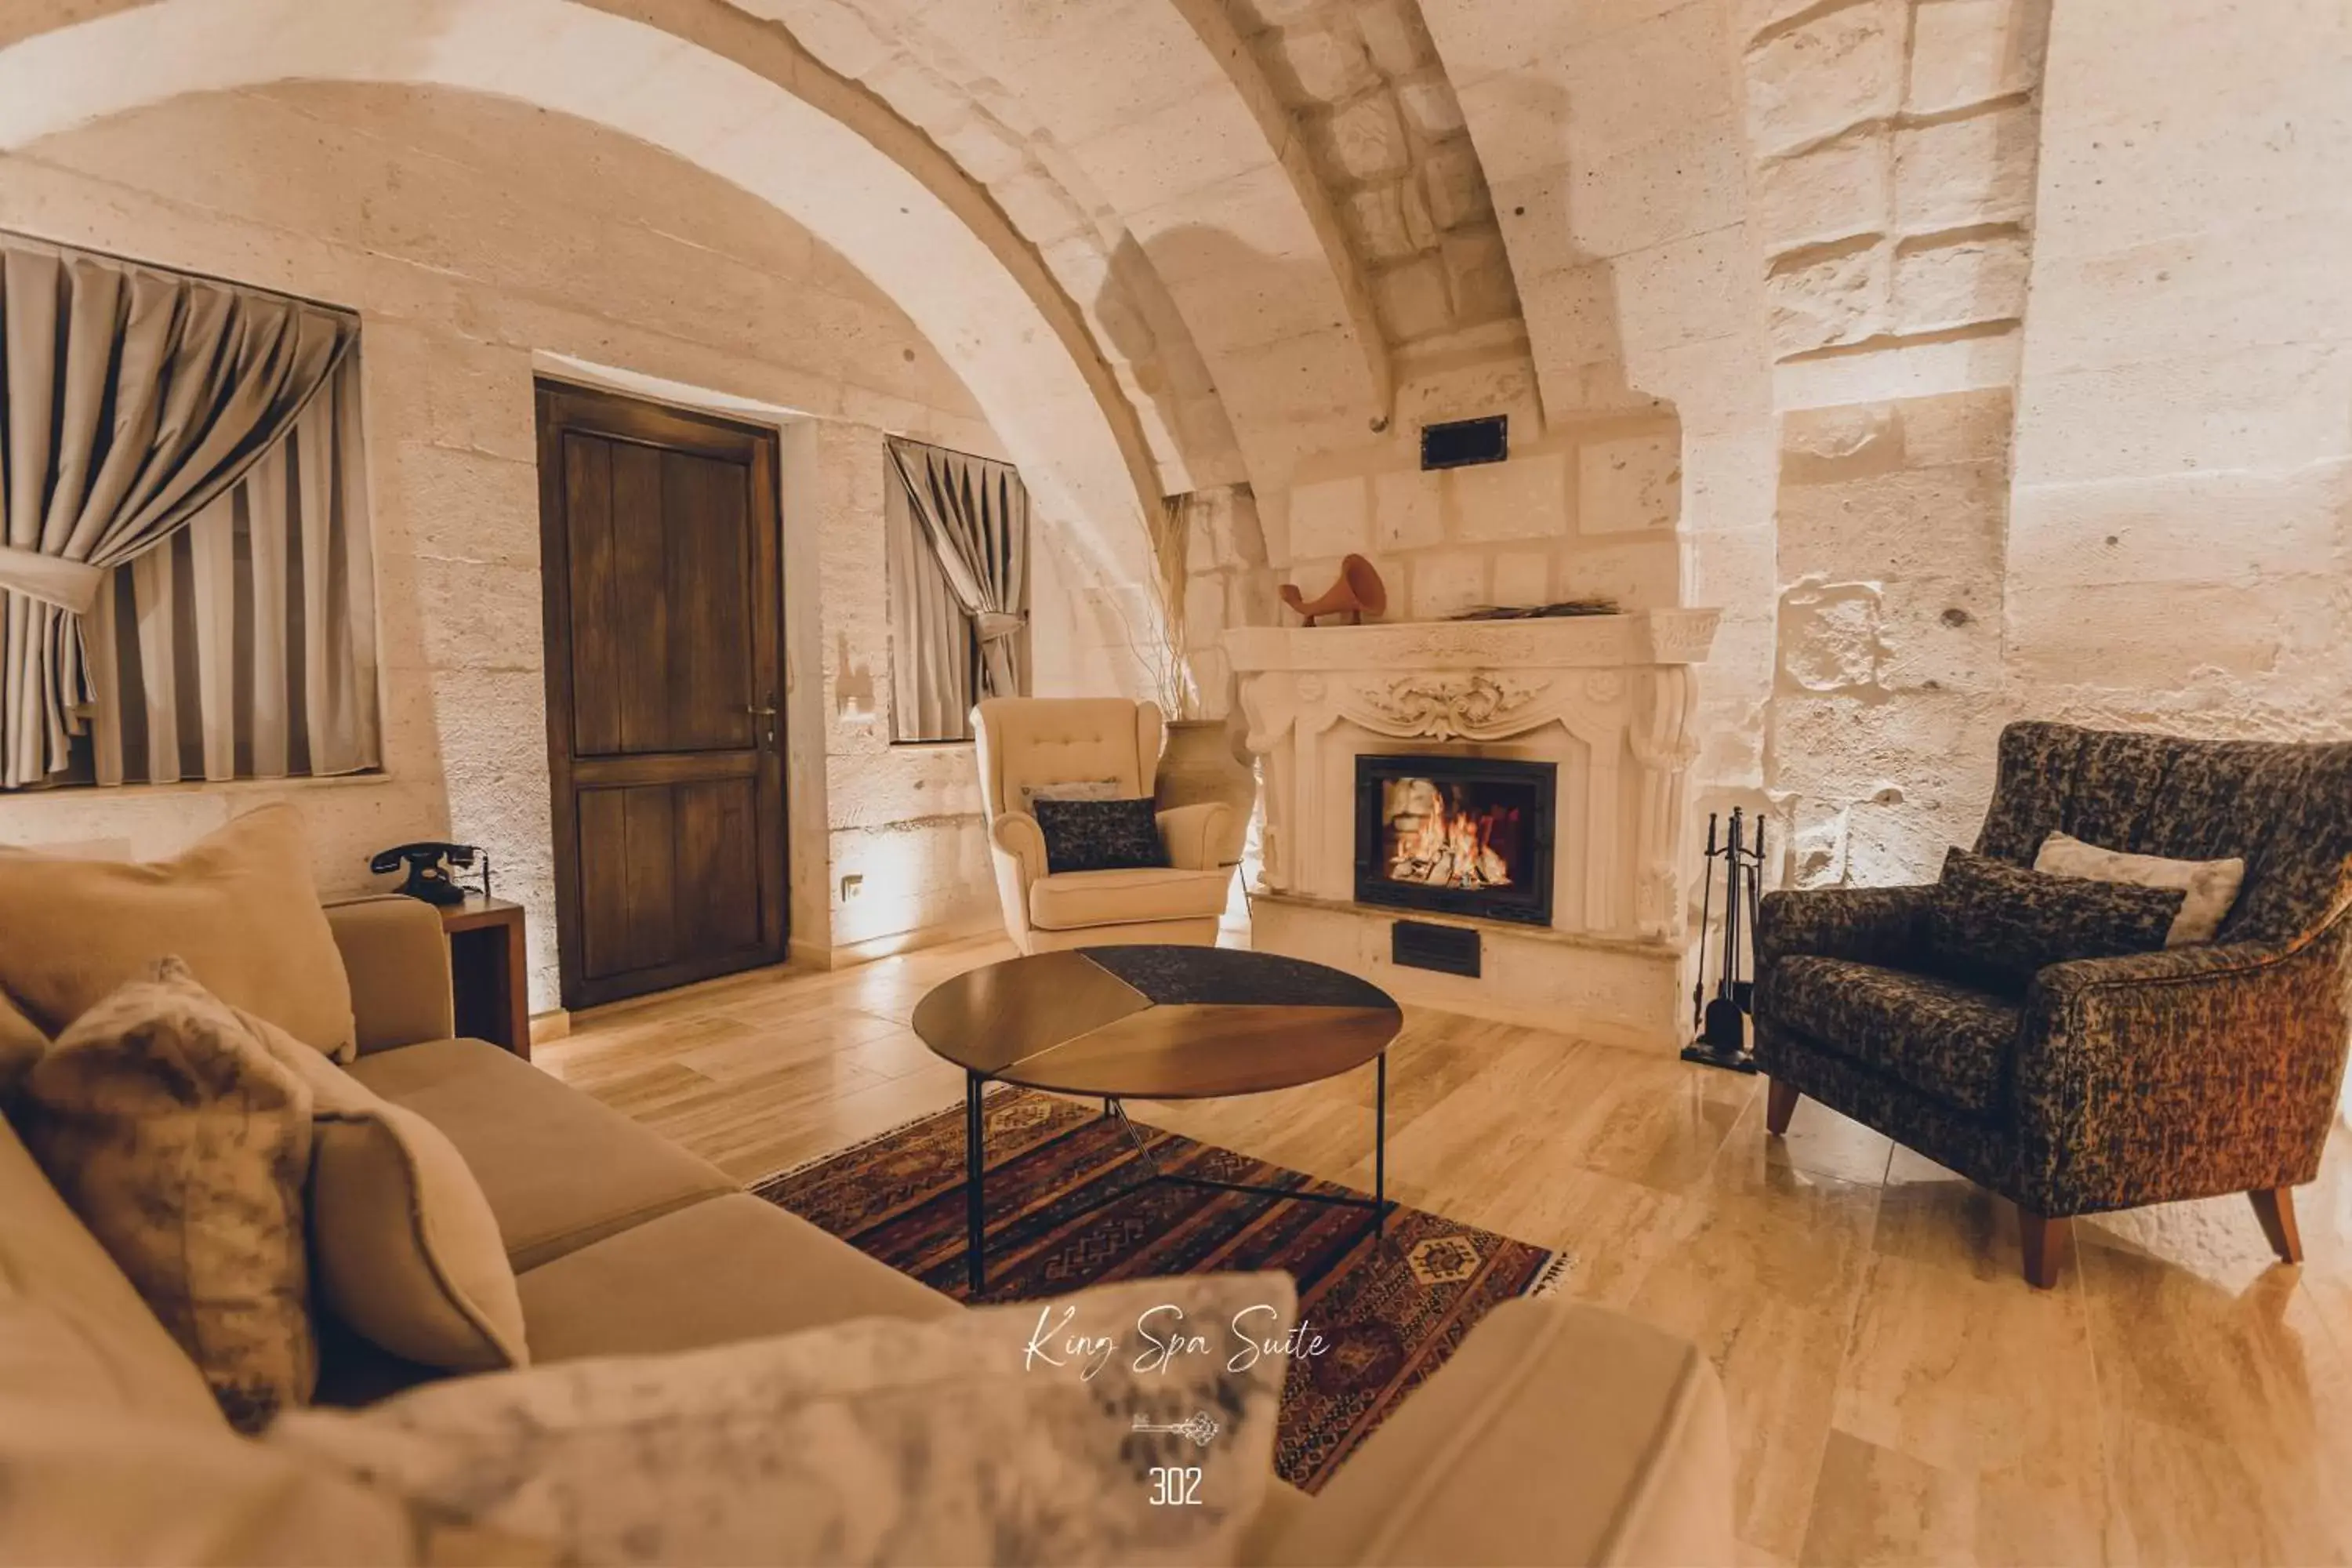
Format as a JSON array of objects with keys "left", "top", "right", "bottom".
[
  {"left": 975, "top": 610, "right": 1026, "bottom": 643},
  {"left": 0, "top": 547, "right": 101, "bottom": 615}
]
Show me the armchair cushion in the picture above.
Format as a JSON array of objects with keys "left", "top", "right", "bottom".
[
  {"left": 1923, "top": 847, "right": 2183, "bottom": 996},
  {"left": 1033, "top": 797, "right": 1169, "bottom": 874},
  {"left": 2031, "top": 831, "right": 2244, "bottom": 945},
  {"left": 1018, "top": 777, "right": 1123, "bottom": 811},
  {"left": 1029, "top": 866, "right": 1231, "bottom": 931},
  {"left": 1756, "top": 956, "right": 2019, "bottom": 1116},
  {"left": 1757, "top": 884, "right": 1931, "bottom": 969}
]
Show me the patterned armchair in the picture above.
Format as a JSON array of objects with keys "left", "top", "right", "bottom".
[{"left": 1755, "top": 721, "right": 2352, "bottom": 1287}]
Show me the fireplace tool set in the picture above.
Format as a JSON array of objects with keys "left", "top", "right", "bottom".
[{"left": 1682, "top": 808, "right": 1764, "bottom": 1074}]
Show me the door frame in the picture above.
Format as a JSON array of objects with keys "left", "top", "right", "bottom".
[{"left": 534, "top": 377, "right": 789, "bottom": 1011}]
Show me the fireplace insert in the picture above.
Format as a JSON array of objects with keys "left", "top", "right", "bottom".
[{"left": 1354, "top": 753, "right": 1556, "bottom": 926}]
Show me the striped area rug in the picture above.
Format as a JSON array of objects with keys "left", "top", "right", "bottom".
[{"left": 752, "top": 1087, "right": 1566, "bottom": 1491}]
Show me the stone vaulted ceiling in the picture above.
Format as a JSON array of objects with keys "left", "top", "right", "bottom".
[
  {"left": 724, "top": 0, "right": 1529, "bottom": 495},
  {"left": 0, "top": 0, "right": 1720, "bottom": 528}
]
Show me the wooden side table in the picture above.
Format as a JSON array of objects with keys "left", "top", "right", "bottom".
[{"left": 441, "top": 896, "right": 531, "bottom": 1059}]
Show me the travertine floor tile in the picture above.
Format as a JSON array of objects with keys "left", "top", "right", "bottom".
[
  {"left": 554, "top": 938, "right": 2352, "bottom": 1563},
  {"left": 1799, "top": 1429, "right": 1977, "bottom": 1568}
]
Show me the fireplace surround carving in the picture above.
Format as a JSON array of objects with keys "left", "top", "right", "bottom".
[{"left": 1224, "top": 610, "right": 1718, "bottom": 1048}]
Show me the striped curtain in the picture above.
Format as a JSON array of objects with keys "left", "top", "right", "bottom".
[
  {"left": 884, "top": 437, "right": 1029, "bottom": 744},
  {"left": 0, "top": 234, "right": 370, "bottom": 787},
  {"left": 886, "top": 451, "right": 976, "bottom": 742},
  {"left": 81, "top": 351, "right": 378, "bottom": 784}
]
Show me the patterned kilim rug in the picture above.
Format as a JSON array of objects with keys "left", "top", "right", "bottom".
[{"left": 751, "top": 1087, "right": 1566, "bottom": 1491}]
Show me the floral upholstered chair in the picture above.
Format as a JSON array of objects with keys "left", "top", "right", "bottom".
[{"left": 1754, "top": 721, "right": 2352, "bottom": 1287}]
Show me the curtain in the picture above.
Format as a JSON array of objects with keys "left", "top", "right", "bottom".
[
  {"left": 82, "top": 352, "right": 378, "bottom": 784},
  {"left": 886, "top": 437, "right": 1029, "bottom": 710},
  {"left": 0, "top": 235, "right": 358, "bottom": 787},
  {"left": 886, "top": 460, "right": 975, "bottom": 742}
]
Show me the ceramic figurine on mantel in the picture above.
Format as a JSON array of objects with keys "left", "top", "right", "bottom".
[
  {"left": 1280, "top": 553, "right": 1387, "bottom": 626},
  {"left": 1683, "top": 808, "right": 1763, "bottom": 1074}
]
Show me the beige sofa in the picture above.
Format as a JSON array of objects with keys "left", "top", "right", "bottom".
[
  {"left": 975, "top": 696, "right": 1237, "bottom": 952},
  {"left": 0, "top": 892, "right": 1733, "bottom": 1565}
]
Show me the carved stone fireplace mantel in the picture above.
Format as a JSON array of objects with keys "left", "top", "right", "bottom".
[{"left": 1224, "top": 610, "right": 1719, "bottom": 1048}]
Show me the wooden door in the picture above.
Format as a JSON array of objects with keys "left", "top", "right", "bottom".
[{"left": 535, "top": 382, "right": 787, "bottom": 1009}]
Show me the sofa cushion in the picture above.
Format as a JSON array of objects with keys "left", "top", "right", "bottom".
[
  {"left": 514, "top": 1192, "right": 953, "bottom": 1363},
  {"left": 0, "top": 1395, "right": 412, "bottom": 1566},
  {"left": 325, "top": 895, "right": 456, "bottom": 1054},
  {"left": 273, "top": 1272, "right": 1289, "bottom": 1568},
  {"left": 1029, "top": 865, "right": 1231, "bottom": 931},
  {"left": 263, "top": 1025, "right": 528, "bottom": 1374},
  {"left": 0, "top": 805, "right": 357, "bottom": 1060},
  {"left": 346, "top": 1037, "right": 733, "bottom": 1272},
  {"left": 21, "top": 959, "right": 318, "bottom": 1430},
  {"left": 1758, "top": 955, "right": 2020, "bottom": 1116},
  {"left": 1254, "top": 1298, "right": 1733, "bottom": 1568},
  {"left": 0, "top": 990, "right": 42, "bottom": 1097},
  {"left": 0, "top": 1116, "right": 222, "bottom": 1425}
]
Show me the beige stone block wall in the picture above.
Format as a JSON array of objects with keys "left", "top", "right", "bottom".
[
  {"left": 1737, "top": 0, "right": 2053, "bottom": 886},
  {"left": 2005, "top": 0, "right": 2352, "bottom": 742},
  {"left": 1421, "top": 0, "right": 1783, "bottom": 878},
  {"left": 1767, "top": 388, "right": 2016, "bottom": 884},
  {"left": 0, "top": 82, "right": 1076, "bottom": 1007}
]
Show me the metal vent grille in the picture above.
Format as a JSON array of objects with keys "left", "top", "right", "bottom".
[
  {"left": 1419, "top": 414, "right": 1508, "bottom": 470},
  {"left": 1392, "top": 918, "right": 1480, "bottom": 978}
]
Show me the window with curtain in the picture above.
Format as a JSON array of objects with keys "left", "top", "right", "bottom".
[
  {"left": 885, "top": 437, "right": 1029, "bottom": 744},
  {"left": 0, "top": 235, "right": 379, "bottom": 789}
]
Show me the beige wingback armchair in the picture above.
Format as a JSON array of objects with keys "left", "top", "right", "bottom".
[{"left": 975, "top": 697, "right": 1236, "bottom": 953}]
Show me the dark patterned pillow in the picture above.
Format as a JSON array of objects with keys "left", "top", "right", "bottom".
[
  {"left": 1924, "top": 846, "right": 2184, "bottom": 996},
  {"left": 1031, "top": 797, "right": 1169, "bottom": 874}
]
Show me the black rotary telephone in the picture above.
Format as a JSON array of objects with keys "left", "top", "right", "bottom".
[{"left": 368, "top": 842, "right": 490, "bottom": 906}]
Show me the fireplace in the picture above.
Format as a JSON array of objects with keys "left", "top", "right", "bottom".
[{"left": 1354, "top": 754, "right": 1557, "bottom": 926}]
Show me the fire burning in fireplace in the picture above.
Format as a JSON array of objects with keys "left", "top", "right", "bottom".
[{"left": 1382, "top": 779, "right": 1519, "bottom": 891}]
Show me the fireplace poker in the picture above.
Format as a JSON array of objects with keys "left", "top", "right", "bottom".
[
  {"left": 1690, "top": 811, "right": 1717, "bottom": 1037},
  {"left": 1683, "top": 807, "right": 1761, "bottom": 1074}
]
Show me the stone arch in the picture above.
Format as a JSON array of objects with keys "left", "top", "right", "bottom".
[
  {"left": 0, "top": 0, "right": 1160, "bottom": 582},
  {"left": 808, "top": 0, "right": 1396, "bottom": 493}
]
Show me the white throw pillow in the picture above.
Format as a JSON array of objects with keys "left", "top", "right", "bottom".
[
  {"left": 1018, "top": 777, "right": 1127, "bottom": 813},
  {"left": 2032, "top": 831, "right": 2247, "bottom": 946},
  {"left": 270, "top": 1271, "right": 1293, "bottom": 1566}
]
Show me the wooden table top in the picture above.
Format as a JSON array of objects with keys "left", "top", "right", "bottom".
[
  {"left": 912, "top": 946, "right": 1402, "bottom": 1100},
  {"left": 437, "top": 894, "right": 524, "bottom": 932}
]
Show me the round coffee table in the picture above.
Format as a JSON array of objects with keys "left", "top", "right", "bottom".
[{"left": 913, "top": 945, "right": 1403, "bottom": 1293}]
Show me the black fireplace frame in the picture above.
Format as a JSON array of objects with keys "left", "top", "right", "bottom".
[{"left": 1353, "top": 753, "right": 1558, "bottom": 927}]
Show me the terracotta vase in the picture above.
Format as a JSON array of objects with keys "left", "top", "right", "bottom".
[{"left": 1156, "top": 717, "right": 1257, "bottom": 867}]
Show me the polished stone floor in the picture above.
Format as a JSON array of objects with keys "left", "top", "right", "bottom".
[{"left": 541, "top": 936, "right": 2352, "bottom": 1566}]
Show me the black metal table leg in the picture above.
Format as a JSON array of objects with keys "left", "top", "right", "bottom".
[
  {"left": 1374, "top": 1051, "right": 1387, "bottom": 1238},
  {"left": 965, "top": 1070, "right": 986, "bottom": 1296}
]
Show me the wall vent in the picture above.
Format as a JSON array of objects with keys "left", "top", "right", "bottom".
[
  {"left": 1420, "top": 415, "right": 1508, "bottom": 470},
  {"left": 1392, "top": 918, "right": 1481, "bottom": 978}
]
